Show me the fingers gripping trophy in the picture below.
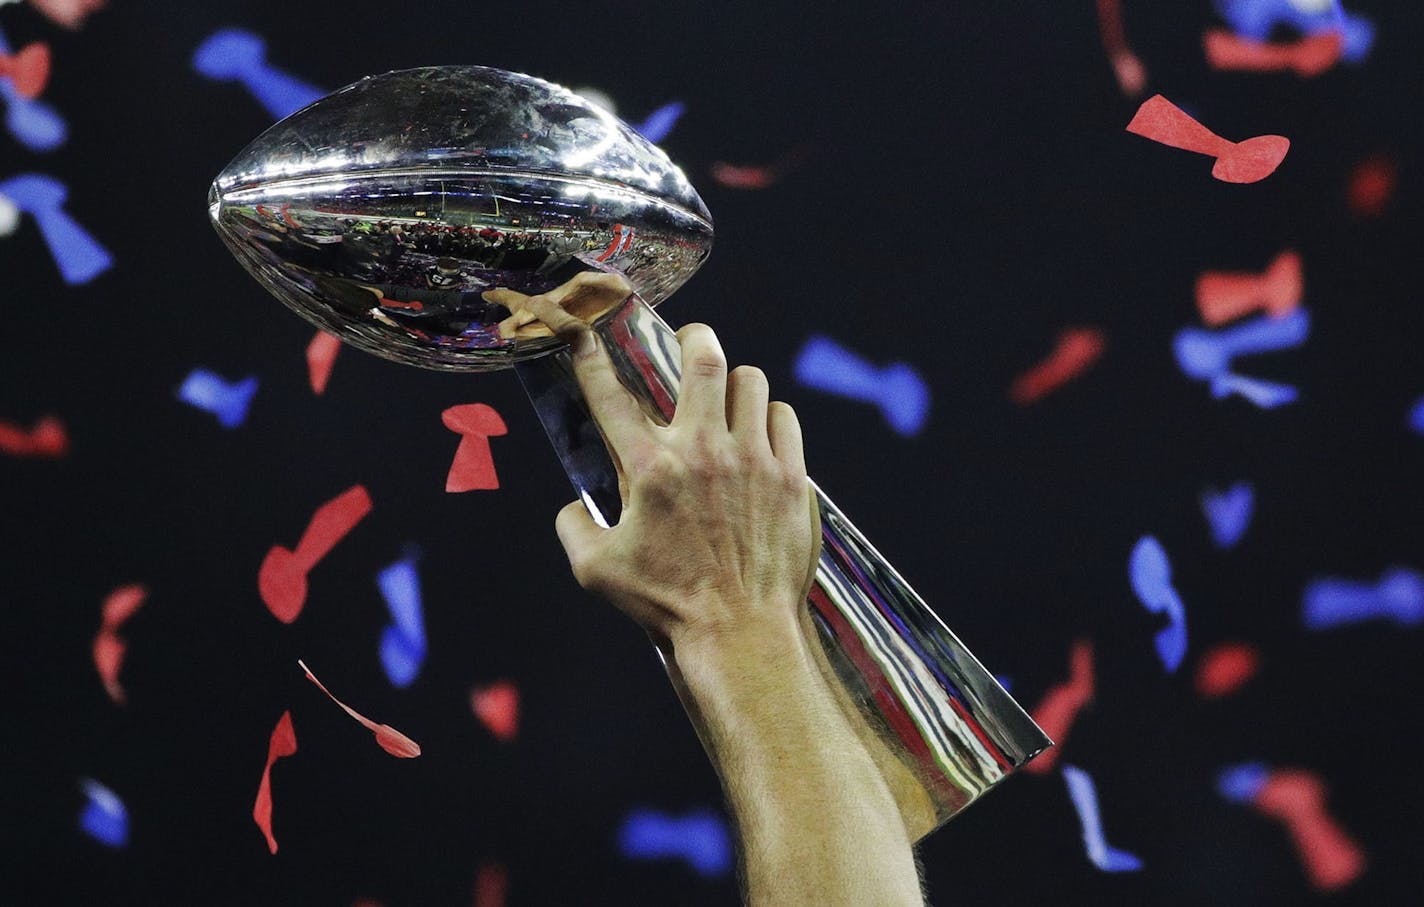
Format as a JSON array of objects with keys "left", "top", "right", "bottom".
[{"left": 208, "top": 66, "right": 1049, "bottom": 839}]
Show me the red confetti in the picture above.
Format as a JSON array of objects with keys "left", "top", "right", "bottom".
[
  {"left": 1024, "top": 639, "right": 1093, "bottom": 774},
  {"left": 306, "top": 330, "right": 341, "bottom": 395},
  {"left": 0, "top": 415, "right": 69, "bottom": 458},
  {"left": 1126, "top": 94, "right": 1289, "bottom": 184},
  {"left": 1195, "top": 250, "right": 1302, "bottom": 326},
  {"left": 442, "top": 404, "right": 508, "bottom": 493},
  {"left": 1204, "top": 30, "right": 1342, "bottom": 78},
  {"left": 1256, "top": 769, "right": 1367, "bottom": 891},
  {"left": 253, "top": 710, "right": 298, "bottom": 855},
  {"left": 1194, "top": 641, "right": 1260, "bottom": 698},
  {"left": 709, "top": 146, "right": 808, "bottom": 191},
  {"left": 93, "top": 583, "right": 146, "bottom": 704},
  {"left": 258, "top": 485, "right": 372, "bottom": 623},
  {"left": 473, "top": 862, "right": 508, "bottom": 907},
  {"left": 1095, "top": 0, "right": 1146, "bottom": 97},
  {"left": 1009, "top": 328, "right": 1106, "bottom": 405},
  {"left": 708, "top": 162, "right": 778, "bottom": 190},
  {"left": 1347, "top": 153, "right": 1397, "bottom": 218},
  {"left": 299, "top": 660, "right": 422, "bottom": 758},
  {"left": 0, "top": 42, "right": 51, "bottom": 99},
  {"left": 27, "top": 0, "right": 106, "bottom": 30},
  {"left": 471, "top": 681, "right": 520, "bottom": 742}
]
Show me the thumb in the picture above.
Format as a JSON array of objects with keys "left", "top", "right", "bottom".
[{"left": 555, "top": 499, "right": 606, "bottom": 590}]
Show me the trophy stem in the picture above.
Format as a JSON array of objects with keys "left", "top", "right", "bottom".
[{"left": 514, "top": 291, "right": 1050, "bottom": 835}]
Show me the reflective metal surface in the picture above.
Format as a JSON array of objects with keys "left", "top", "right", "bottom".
[
  {"left": 516, "top": 286, "right": 1050, "bottom": 830},
  {"left": 210, "top": 64, "right": 1049, "bottom": 834},
  {"left": 209, "top": 66, "right": 712, "bottom": 371}
]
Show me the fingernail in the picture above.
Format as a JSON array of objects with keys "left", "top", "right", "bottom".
[{"left": 573, "top": 329, "right": 597, "bottom": 358}]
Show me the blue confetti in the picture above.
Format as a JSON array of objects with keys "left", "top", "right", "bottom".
[
  {"left": 1407, "top": 395, "right": 1424, "bottom": 435},
  {"left": 1215, "top": 0, "right": 1373, "bottom": 63},
  {"left": 1062, "top": 765, "right": 1143, "bottom": 872},
  {"left": 635, "top": 102, "right": 686, "bottom": 144},
  {"left": 1209, "top": 371, "right": 1299, "bottom": 409},
  {"left": 793, "top": 335, "right": 930, "bottom": 437},
  {"left": 1128, "top": 535, "right": 1188, "bottom": 672},
  {"left": 1201, "top": 482, "right": 1255, "bottom": 548},
  {"left": 1216, "top": 761, "right": 1270, "bottom": 804},
  {"left": 0, "top": 174, "right": 111, "bottom": 285},
  {"left": 1302, "top": 567, "right": 1424, "bottom": 630},
  {"left": 377, "top": 552, "right": 427, "bottom": 688},
  {"left": 193, "top": 29, "right": 325, "bottom": 121},
  {"left": 1173, "top": 308, "right": 1310, "bottom": 383},
  {"left": 79, "top": 779, "right": 128, "bottom": 848},
  {"left": 0, "top": 25, "right": 67, "bottom": 152},
  {"left": 176, "top": 369, "right": 259, "bottom": 429},
  {"left": 618, "top": 807, "right": 733, "bottom": 878}
]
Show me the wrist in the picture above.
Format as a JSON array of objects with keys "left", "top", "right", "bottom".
[{"left": 670, "top": 605, "right": 821, "bottom": 709}]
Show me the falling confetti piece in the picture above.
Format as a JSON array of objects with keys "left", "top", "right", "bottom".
[
  {"left": 253, "top": 710, "right": 298, "bottom": 854},
  {"left": 93, "top": 583, "right": 146, "bottom": 704},
  {"left": 1218, "top": 763, "right": 1367, "bottom": 891},
  {"left": 442, "top": 403, "right": 508, "bottom": 492},
  {"left": 709, "top": 147, "right": 807, "bottom": 190},
  {"left": 1209, "top": 370, "right": 1299, "bottom": 409},
  {"left": 473, "top": 862, "right": 508, "bottom": 907},
  {"left": 79, "top": 778, "right": 128, "bottom": 848},
  {"left": 793, "top": 335, "right": 930, "bottom": 436},
  {"left": 1024, "top": 640, "right": 1093, "bottom": 774},
  {"left": 176, "top": 368, "right": 259, "bottom": 429},
  {"left": 1009, "top": 328, "right": 1106, "bottom": 405},
  {"left": 1203, "top": 29, "right": 1341, "bottom": 77},
  {"left": 192, "top": 28, "right": 325, "bottom": 121},
  {"left": 634, "top": 101, "right": 685, "bottom": 144},
  {"left": 299, "top": 660, "right": 421, "bottom": 758},
  {"left": 1196, "top": 251, "right": 1302, "bottom": 326},
  {"left": 306, "top": 330, "right": 341, "bottom": 395},
  {"left": 618, "top": 808, "right": 733, "bottom": 877},
  {"left": 1200, "top": 481, "right": 1254, "bottom": 548},
  {"left": 1194, "top": 641, "right": 1260, "bottom": 697},
  {"left": 1215, "top": 0, "right": 1374, "bottom": 63},
  {"left": 1062, "top": 765, "right": 1143, "bottom": 872},
  {"left": 377, "top": 552, "right": 426, "bottom": 688},
  {"left": 0, "top": 41, "right": 51, "bottom": 99},
  {"left": 258, "top": 484, "right": 372, "bottom": 624},
  {"left": 0, "top": 414, "right": 68, "bottom": 458},
  {"left": 1128, "top": 536, "right": 1188, "bottom": 672},
  {"left": 0, "top": 25, "right": 66, "bottom": 151},
  {"left": 28, "top": 0, "right": 106, "bottom": 30},
  {"left": 1302, "top": 567, "right": 1424, "bottom": 630},
  {"left": 0, "top": 173, "right": 111, "bottom": 283},
  {"left": 1095, "top": 0, "right": 1147, "bottom": 96},
  {"left": 1346, "top": 153, "right": 1396, "bottom": 218},
  {"left": 471, "top": 681, "right": 520, "bottom": 743},
  {"left": 1126, "top": 94, "right": 1289, "bottom": 184},
  {"left": 1173, "top": 309, "right": 1310, "bottom": 383}
]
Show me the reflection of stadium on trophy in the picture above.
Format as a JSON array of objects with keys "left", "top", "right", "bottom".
[{"left": 218, "top": 184, "right": 709, "bottom": 366}]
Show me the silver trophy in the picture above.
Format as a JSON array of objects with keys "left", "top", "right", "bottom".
[{"left": 208, "top": 66, "right": 1049, "bottom": 834}]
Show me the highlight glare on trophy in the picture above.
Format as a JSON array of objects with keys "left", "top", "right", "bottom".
[{"left": 209, "top": 66, "right": 1049, "bottom": 836}]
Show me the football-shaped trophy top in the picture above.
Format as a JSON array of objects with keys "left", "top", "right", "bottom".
[{"left": 208, "top": 66, "right": 714, "bottom": 371}]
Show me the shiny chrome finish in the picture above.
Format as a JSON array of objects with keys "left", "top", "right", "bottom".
[
  {"left": 209, "top": 66, "right": 711, "bottom": 371},
  {"left": 210, "top": 65, "right": 1049, "bottom": 833},
  {"left": 517, "top": 289, "right": 1049, "bottom": 828}
]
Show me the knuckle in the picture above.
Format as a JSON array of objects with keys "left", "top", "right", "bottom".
[{"left": 688, "top": 353, "right": 726, "bottom": 379}]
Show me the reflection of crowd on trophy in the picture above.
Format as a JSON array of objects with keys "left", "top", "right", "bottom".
[{"left": 225, "top": 201, "right": 708, "bottom": 357}]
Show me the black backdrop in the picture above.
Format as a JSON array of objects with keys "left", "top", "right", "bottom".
[{"left": 3, "top": 1, "right": 1422, "bottom": 904}]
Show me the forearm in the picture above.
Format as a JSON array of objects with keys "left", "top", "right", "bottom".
[{"left": 673, "top": 615, "right": 925, "bottom": 907}]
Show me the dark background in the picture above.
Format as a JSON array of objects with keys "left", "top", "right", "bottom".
[{"left": 2, "top": 1, "right": 1421, "bottom": 904}]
